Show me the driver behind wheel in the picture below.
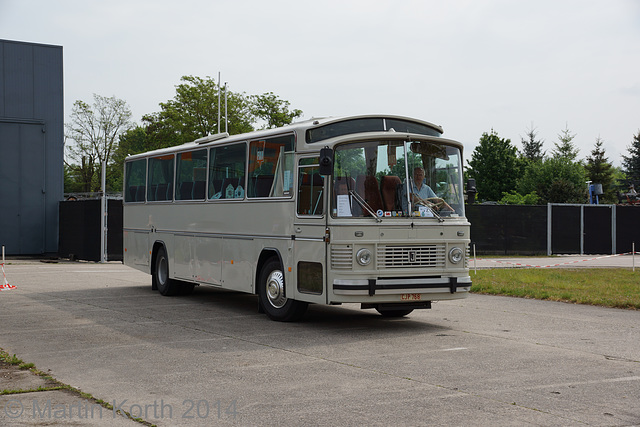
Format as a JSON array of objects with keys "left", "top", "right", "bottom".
[{"left": 401, "top": 167, "right": 436, "bottom": 211}]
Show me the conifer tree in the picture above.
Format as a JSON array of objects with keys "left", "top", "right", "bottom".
[
  {"left": 552, "top": 125, "right": 579, "bottom": 161},
  {"left": 585, "top": 137, "right": 615, "bottom": 203},
  {"left": 520, "top": 124, "right": 545, "bottom": 162},
  {"left": 622, "top": 131, "right": 640, "bottom": 182}
]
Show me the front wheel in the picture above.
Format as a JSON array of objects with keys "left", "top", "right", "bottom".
[
  {"left": 375, "top": 308, "right": 414, "bottom": 317},
  {"left": 258, "top": 258, "right": 307, "bottom": 321}
]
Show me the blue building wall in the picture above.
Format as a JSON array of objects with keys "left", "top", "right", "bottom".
[{"left": 0, "top": 39, "right": 63, "bottom": 254}]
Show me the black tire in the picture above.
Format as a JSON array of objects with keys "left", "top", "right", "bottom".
[
  {"left": 258, "top": 257, "right": 308, "bottom": 322},
  {"left": 375, "top": 308, "right": 414, "bottom": 317},
  {"left": 153, "top": 246, "right": 181, "bottom": 296}
]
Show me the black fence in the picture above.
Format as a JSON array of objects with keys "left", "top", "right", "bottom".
[
  {"left": 467, "top": 205, "right": 547, "bottom": 255},
  {"left": 58, "top": 201, "right": 640, "bottom": 261},
  {"left": 58, "top": 199, "right": 123, "bottom": 262},
  {"left": 467, "top": 204, "right": 640, "bottom": 255}
]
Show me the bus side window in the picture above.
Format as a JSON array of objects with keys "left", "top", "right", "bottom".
[
  {"left": 298, "top": 158, "right": 324, "bottom": 216},
  {"left": 124, "top": 159, "right": 147, "bottom": 203},
  {"left": 176, "top": 149, "right": 207, "bottom": 201},
  {"left": 248, "top": 134, "right": 294, "bottom": 198},
  {"left": 148, "top": 155, "right": 174, "bottom": 203},
  {"left": 208, "top": 143, "right": 246, "bottom": 200}
]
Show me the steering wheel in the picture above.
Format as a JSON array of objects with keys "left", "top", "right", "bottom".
[
  {"left": 414, "top": 196, "right": 454, "bottom": 212},
  {"left": 424, "top": 197, "right": 445, "bottom": 207}
]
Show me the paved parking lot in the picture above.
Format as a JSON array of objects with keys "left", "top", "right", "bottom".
[
  {"left": 472, "top": 253, "right": 639, "bottom": 269},
  {"left": 1, "top": 261, "right": 639, "bottom": 426}
]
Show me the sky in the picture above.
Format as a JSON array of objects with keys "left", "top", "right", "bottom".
[{"left": 2, "top": 0, "right": 640, "bottom": 166}]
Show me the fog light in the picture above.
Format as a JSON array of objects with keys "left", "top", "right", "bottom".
[
  {"left": 356, "top": 248, "right": 372, "bottom": 266},
  {"left": 449, "top": 247, "right": 463, "bottom": 264}
]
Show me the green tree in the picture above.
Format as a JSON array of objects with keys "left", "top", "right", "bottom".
[
  {"left": 520, "top": 124, "right": 545, "bottom": 162},
  {"left": 140, "top": 75, "right": 302, "bottom": 146},
  {"left": 109, "top": 126, "right": 154, "bottom": 192},
  {"left": 65, "top": 94, "right": 133, "bottom": 192},
  {"left": 251, "top": 92, "right": 303, "bottom": 129},
  {"left": 499, "top": 190, "right": 540, "bottom": 205},
  {"left": 108, "top": 76, "right": 304, "bottom": 193},
  {"left": 517, "top": 157, "right": 586, "bottom": 204},
  {"left": 622, "top": 131, "right": 640, "bottom": 183},
  {"left": 468, "top": 130, "right": 521, "bottom": 201},
  {"left": 142, "top": 75, "right": 254, "bottom": 145},
  {"left": 552, "top": 125, "right": 579, "bottom": 160},
  {"left": 584, "top": 137, "right": 615, "bottom": 203}
]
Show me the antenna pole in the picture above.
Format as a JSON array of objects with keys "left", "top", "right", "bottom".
[
  {"left": 225, "top": 82, "right": 228, "bottom": 133},
  {"left": 217, "top": 71, "right": 221, "bottom": 133}
]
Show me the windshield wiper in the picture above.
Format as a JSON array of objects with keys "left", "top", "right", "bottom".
[{"left": 349, "top": 190, "right": 382, "bottom": 222}]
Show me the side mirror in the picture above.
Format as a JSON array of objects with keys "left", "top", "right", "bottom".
[
  {"left": 319, "top": 147, "right": 333, "bottom": 176},
  {"left": 466, "top": 179, "right": 477, "bottom": 204}
]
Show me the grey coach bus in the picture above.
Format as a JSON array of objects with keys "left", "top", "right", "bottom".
[{"left": 123, "top": 115, "right": 471, "bottom": 321}]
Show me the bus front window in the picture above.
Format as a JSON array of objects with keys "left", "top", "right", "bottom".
[{"left": 331, "top": 140, "right": 464, "bottom": 219}]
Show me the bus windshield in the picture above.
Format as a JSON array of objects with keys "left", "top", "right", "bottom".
[{"left": 331, "top": 140, "right": 464, "bottom": 219}]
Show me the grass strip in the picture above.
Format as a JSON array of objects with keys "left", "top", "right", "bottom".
[
  {"left": 471, "top": 268, "right": 640, "bottom": 309},
  {"left": 0, "top": 348, "right": 156, "bottom": 426}
]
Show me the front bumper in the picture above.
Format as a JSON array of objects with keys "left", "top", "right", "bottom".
[{"left": 333, "top": 276, "right": 472, "bottom": 296}]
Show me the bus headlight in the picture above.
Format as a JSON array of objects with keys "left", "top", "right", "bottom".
[
  {"left": 356, "top": 248, "right": 372, "bottom": 266},
  {"left": 449, "top": 247, "right": 464, "bottom": 264}
]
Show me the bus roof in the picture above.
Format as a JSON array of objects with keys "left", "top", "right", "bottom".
[{"left": 125, "top": 114, "right": 448, "bottom": 161}]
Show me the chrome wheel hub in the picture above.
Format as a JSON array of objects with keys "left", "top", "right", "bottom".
[{"left": 266, "top": 270, "right": 286, "bottom": 309}]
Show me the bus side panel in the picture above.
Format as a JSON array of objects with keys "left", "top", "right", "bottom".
[
  {"left": 292, "top": 224, "right": 327, "bottom": 304},
  {"left": 173, "top": 234, "right": 193, "bottom": 281},
  {"left": 194, "top": 235, "right": 223, "bottom": 286},
  {"left": 221, "top": 237, "right": 257, "bottom": 293},
  {"left": 123, "top": 230, "right": 150, "bottom": 272}
]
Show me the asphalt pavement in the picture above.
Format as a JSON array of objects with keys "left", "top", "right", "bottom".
[{"left": 0, "top": 259, "right": 639, "bottom": 426}]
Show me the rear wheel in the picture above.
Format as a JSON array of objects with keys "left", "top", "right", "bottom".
[
  {"left": 258, "top": 257, "right": 307, "bottom": 321},
  {"left": 153, "top": 247, "right": 194, "bottom": 296}
]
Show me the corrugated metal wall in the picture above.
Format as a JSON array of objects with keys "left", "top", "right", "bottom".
[{"left": 0, "top": 39, "right": 63, "bottom": 254}]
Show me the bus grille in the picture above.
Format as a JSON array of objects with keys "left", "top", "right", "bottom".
[
  {"left": 377, "top": 245, "right": 446, "bottom": 268},
  {"left": 331, "top": 246, "right": 353, "bottom": 269}
]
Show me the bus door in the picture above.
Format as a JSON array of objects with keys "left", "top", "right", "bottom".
[{"left": 293, "top": 158, "right": 327, "bottom": 303}]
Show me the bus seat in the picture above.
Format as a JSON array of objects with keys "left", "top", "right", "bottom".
[
  {"left": 156, "top": 183, "right": 168, "bottom": 201},
  {"left": 192, "top": 181, "right": 206, "bottom": 199},
  {"left": 179, "top": 181, "right": 193, "bottom": 200},
  {"left": 149, "top": 184, "right": 158, "bottom": 201},
  {"left": 255, "top": 175, "right": 274, "bottom": 197},
  {"left": 128, "top": 186, "right": 137, "bottom": 202},
  {"left": 167, "top": 183, "right": 173, "bottom": 201},
  {"left": 362, "top": 176, "right": 383, "bottom": 212},
  {"left": 209, "top": 179, "right": 221, "bottom": 198},
  {"left": 136, "top": 185, "right": 146, "bottom": 202},
  {"left": 221, "top": 177, "right": 239, "bottom": 198},
  {"left": 298, "top": 184, "right": 312, "bottom": 213},
  {"left": 334, "top": 176, "right": 355, "bottom": 195},
  {"left": 355, "top": 175, "right": 364, "bottom": 198},
  {"left": 381, "top": 175, "right": 402, "bottom": 211}
]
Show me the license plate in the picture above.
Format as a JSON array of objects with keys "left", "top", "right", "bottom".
[{"left": 401, "top": 293, "right": 421, "bottom": 301}]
